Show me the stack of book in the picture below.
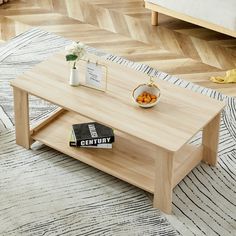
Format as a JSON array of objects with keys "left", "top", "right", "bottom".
[{"left": 69, "top": 122, "right": 114, "bottom": 149}]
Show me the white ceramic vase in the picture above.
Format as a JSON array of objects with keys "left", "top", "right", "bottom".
[{"left": 69, "top": 68, "right": 79, "bottom": 86}]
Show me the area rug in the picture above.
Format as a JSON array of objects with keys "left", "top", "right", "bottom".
[{"left": 0, "top": 28, "right": 235, "bottom": 236}]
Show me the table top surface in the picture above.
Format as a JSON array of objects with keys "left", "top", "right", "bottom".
[{"left": 11, "top": 52, "right": 225, "bottom": 152}]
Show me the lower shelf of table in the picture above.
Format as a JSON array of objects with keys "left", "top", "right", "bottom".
[
  {"left": 31, "top": 110, "right": 157, "bottom": 193},
  {"left": 31, "top": 109, "right": 203, "bottom": 194}
]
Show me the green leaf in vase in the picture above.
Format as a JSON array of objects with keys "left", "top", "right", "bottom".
[{"left": 66, "top": 54, "right": 78, "bottom": 61}]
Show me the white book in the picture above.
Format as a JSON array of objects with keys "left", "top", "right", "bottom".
[{"left": 81, "top": 143, "right": 112, "bottom": 149}]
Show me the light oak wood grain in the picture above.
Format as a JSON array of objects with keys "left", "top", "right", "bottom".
[
  {"left": 1, "top": 0, "right": 236, "bottom": 97},
  {"left": 202, "top": 113, "right": 221, "bottom": 166},
  {"left": 13, "top": 87, "right": 32, "bottom": 149},
  {"left": 11, "top": 52, "right": 225, "bottom": 152},
  {"left": 173, "top": 144, "right": 203, "bottom": 187},
  {"left": 154, "top": 148, "right": 173, "bottom": 213},
  {"left": 151, "top": 11, "right": 158, "bottom": 26},
  {"left": 30, "top": 107, "right": 64, "bottom": 134},
  {"left": 31, "top": 110, "right": 156, "bottom": 193},
  {"left": 30, "top": 109, "right": 209, "bottom": 214}
]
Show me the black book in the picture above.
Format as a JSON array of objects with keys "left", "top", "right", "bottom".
[
  {"left": 72, "top": 122, "right": 114, "bottom": 147},
  {"left": 69, "top": 131, "right": 112, "bottom": 149}
]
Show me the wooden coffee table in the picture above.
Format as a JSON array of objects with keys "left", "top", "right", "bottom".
[{"left": 11, "top": 52, "right": 225, "bottom": 214}]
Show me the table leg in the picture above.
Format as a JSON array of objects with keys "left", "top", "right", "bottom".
[
  {"left": 153, "top": 148, "right": 174, "bottom": 214},
  {"left": 151, "top": 11, "right": 158, "bottom": 26},
  {"left": 202, "top": 113, "right": 221, "bottom": 166},
  {"left": 13, "top": 87, "right": 32, "bottom": 149}
]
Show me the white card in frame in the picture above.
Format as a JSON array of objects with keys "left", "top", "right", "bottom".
[{"left": 78, "top": 59, "right": 108, "bottom": 92}]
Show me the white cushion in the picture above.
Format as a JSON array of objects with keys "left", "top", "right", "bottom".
[{"left": 145, "top": 0, "right": 236, "bottom": 31}]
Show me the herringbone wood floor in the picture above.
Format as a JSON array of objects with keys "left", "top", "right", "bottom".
[{"left": 1, "top": 0, "right": 236, "bottom": 96}]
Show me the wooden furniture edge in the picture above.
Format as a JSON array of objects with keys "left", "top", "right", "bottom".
[
  {"left": 30, "top": 107, "right": 65, "bottom": 134},
  {"left": 173, "top": 144, "right": 203, "bottom": 188},
  {"left": 13, "top": 87, "right": 33, "bottom": 149},
  {"left": 145, "top": 2, "right": 236, "bottom": 38},
  {"left": 154, "top": 148, "right": 174, "bottom": 213},
  {"left": 11, "top": 84, "right": 181, "bottom": 153},
  {"left": 202, "top": 113, "right": 221, "bottom": 166}
]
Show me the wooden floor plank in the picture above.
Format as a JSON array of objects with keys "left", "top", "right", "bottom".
[{"left": 0, "top": 0, "right": 236, "bottom": 96}]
